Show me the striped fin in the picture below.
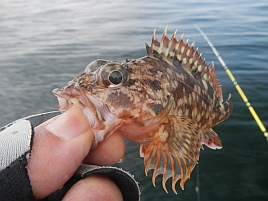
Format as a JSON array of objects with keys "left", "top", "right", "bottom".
[
  {"left": 141, "top": 116, "right": 202, "bottom": 193},
  {"left": 146, "top": 26, "right": 223, "bottom": 102}
]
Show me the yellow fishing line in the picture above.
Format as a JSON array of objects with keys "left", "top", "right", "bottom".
[{"left": 196, "top": 26, "right": 268, "bottom": 142}]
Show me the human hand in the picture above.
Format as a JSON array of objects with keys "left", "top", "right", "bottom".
[{"left": 26, "top": 105, "right": 126, "bottom": 200}]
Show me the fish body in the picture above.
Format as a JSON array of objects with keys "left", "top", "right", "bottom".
[{"left": 53, "top": 27, "right": 232, "bottom": 193}]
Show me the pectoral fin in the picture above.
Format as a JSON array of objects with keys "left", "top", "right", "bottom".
[{"left": 141, "top": 116, "right": 202, "bottom": 193}]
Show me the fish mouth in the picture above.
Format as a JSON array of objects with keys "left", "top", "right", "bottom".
[{"left": 52, "top": 86, "right": 122, "bottom": 147}]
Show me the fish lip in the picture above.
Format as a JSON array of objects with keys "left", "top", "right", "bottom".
[
  {"left": 52, "top": 86, "right": 105, "bottom": 131},
  {"left": 52, "top": 86, "right": 122, "bottom": 146}
]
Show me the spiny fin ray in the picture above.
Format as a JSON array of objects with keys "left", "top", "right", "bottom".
[
  {"left": 147, "top": 27, "right": 223, "bottom": 102},
  {"left": 142, "top": 116, "right": 202, "bottom": 193}
]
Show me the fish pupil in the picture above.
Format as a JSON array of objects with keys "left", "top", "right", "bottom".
[{"left": 108, "top": 70, "right": 123, "bottom": 85}]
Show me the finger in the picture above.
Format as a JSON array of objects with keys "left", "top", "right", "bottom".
[
  {"left": 83, "top": 131, "right": 125, "bottom": 166},
  {"left": 26, "top": 105, "right": 94, "bottom": 199},
  {"left": 62, "top": 175, "right": 123, "bottom": 201}
]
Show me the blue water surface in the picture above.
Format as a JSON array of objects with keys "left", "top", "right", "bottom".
[{"left": 0, "top": 0, "right": 267, "bottom": 200}]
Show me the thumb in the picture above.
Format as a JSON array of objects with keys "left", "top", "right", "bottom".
[{"left": 26, "top": 106, "right": 94, "bottom": 199}]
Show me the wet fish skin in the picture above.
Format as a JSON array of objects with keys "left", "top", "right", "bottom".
[{"left": 53, "top": 26, "right": 232, "bottom": 193}]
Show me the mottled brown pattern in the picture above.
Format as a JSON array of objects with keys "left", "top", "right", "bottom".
[{"left": 53, "top": 26, "right": 232, "bottom": 194}]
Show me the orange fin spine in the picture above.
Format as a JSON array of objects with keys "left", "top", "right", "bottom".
[{"left": 143, "top": 116, "right": 202, "bottom": 193}]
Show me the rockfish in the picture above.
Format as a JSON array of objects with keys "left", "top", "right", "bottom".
[{"left": 53, "top": 27, "right": 232, "bottom": 193}]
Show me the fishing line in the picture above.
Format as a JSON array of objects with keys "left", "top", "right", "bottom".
[
  {"left": 195, "top": 26, "right": 268, "bottom": 142},
  {"left": 195, "top": 164, "right": 200, "bottom": 201}
]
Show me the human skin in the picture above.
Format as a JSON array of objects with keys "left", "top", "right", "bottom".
[{"left": 26, "top": 105, "right": 125, "bottom": 200}]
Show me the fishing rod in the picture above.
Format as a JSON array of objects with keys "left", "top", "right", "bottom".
[{"left": 196, "top": 26, "right": 268, "bottom": 142}]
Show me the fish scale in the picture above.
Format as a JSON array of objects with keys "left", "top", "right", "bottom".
[{"left": 53, "top": 26, "right": 232, "bottom": 194}]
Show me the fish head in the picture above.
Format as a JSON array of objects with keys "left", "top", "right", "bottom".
[{"left": 53, "top": 58, "right": 172, "bottom": 144}]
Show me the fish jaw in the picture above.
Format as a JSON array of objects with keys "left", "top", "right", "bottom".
[{"left": 53, "top": 86, "right": 123, "bottom": 147}]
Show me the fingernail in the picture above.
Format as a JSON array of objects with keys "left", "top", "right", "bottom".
[
  {"left": 46, "top": 111, "right": 84, "bottom": 140},
  {"left": 117, "top": 157, "right": 124, "bottom": 163}
]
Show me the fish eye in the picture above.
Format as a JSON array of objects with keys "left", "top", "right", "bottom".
[
  {"left": 108, "top": 70, "right": 123, "bottom": 85},
  {"left": 99, "top": 64, "right": 128, "bottom": 88}
]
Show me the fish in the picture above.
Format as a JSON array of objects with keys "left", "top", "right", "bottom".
[{"left": 52, "top": 26, "right": 232, "bottom": 193}]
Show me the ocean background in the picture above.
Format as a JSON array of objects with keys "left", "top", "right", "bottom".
[{"left": 0, "top": 0, "right": 267, "bottom": 200}]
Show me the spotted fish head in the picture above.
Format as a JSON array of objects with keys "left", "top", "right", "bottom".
[{"left": 53, "top": 57, "right": 174, "bottom": 145}]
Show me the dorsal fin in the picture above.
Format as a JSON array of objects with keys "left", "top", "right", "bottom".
[{"left": 146, "top": 26, "right": 223, "bottom": 102}]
